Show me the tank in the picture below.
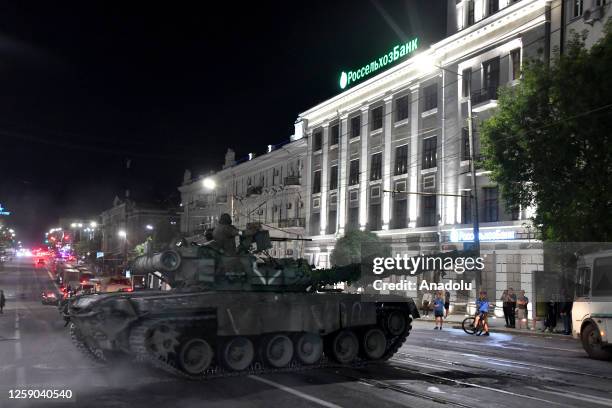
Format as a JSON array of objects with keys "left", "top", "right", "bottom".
[{"left": 63, "top": 228, "right": 419, "bottom": 379}]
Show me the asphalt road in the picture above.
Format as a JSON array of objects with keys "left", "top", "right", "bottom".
[{"left": 1, "top": 258, "right": 612, "bottom": 408}]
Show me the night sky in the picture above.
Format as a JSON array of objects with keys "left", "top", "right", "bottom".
[{"left": 0, "top": 1, "right": 446, "bottom": 245}]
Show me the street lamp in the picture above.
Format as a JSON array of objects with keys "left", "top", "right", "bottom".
[
  {"left": 433, "top": 63, "right": 481, "bottom": 287},
  {"left": 202, "top": 177, "right": 216, "bottom": 190},
  {"left": 145, "top": 225, "right": 154, "bottom": 231},
  {"left": 118, "top": 230, "right": 127, "bottom": 238},
  {"left": 90, "top": 221, "right": 97, "bottom": 228}
]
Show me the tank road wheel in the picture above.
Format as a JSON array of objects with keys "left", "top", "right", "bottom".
[
  {"left": 582, "top": 324, "right": 612, "bottom": 360},
  {"left": 330, "top": 330, "right": 359, "bottom": 364},
  {"left": 146, "top": 323, "right": 180, "bottom": 360},
  {"left": 385, "top": 310, "right": 408, "bottom": 336},
  {"left": 263, "top": 334, "right": 294, "bottom": 368},
  {"left": 362, "top": 328, "right": 387, "bottom": 360},
  {"left": 178, "top": 338, "right": 214, "bottom": 375},
  {"left": 295, "top": 333, "right": 323, "bottom": 365},
  {"left": 221, "top": 337, "right": 254, "bottom": 371}
]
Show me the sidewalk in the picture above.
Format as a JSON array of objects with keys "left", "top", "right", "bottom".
[{"left": 415, "top": 314, "right": 574, "bottom": 338}]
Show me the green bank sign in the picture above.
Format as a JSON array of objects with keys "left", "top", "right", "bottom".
[{"left": 339, "top": 37, "right": 419, "bottom": 90}]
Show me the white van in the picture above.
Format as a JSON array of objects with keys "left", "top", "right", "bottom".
[{"left": 573, "top": 250, "right": 612, "bottom": 360}]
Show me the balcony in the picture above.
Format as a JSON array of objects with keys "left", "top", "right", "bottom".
[
  {"left": 246, "top": 186, "right": 263, "bottom": 197},
  {"left": 284, "top": 176, "right": 300, "bottom": 186},
  {"left": 471, "top": 87, "right": 498, "bottom": 112},
  {"left": 278, "top": 218, "right": 306, "bottom": 228}
]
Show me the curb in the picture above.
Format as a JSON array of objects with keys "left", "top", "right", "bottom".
[{"left": 450, "top": 324, "right": 572, "bottom": 338}]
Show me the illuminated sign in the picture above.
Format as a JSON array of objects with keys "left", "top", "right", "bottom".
[
  {"left": 339, "top": 37, "right": 419, "bottom": 89},
  {"left": 450, "top": 228, "right": 516, "bottom": 242},
  {"left": 96, "top": 252, "right": 104, "bottom": 259},
  {"left": 0, "top": 204, "right": 10, "bottom": 216}
]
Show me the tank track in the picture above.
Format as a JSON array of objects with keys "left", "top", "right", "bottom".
[
  {"left": 127, "top": 308, "right": 412, "bottom": 380},
  {"left": 69, "top": 323, "right": 107, "bottom": 366}
]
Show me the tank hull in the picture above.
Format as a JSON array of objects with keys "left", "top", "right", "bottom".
[{"left": 66, "top": 289, "right": 418, "bottom": 378}]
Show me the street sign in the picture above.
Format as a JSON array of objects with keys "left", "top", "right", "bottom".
[{"left": 96, "top": 251, "right": 104, "bottom": 258}]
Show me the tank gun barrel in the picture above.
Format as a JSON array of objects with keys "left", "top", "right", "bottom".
[{"left": 131, "top": 250, "right": 182, "bottom": 275}]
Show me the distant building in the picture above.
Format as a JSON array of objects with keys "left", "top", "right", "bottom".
[
  {"left": 179, "top": 137, "right": 307, "bottom": 259},
  {"left": 100, "top": 196, "right": 179, "bottom": 262}
]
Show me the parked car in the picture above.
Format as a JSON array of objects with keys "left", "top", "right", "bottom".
[{"left": 41, "top": 290, "right": 59, "bottom": 305}]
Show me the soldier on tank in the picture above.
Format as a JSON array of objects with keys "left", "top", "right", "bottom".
[{"left": 213, "top": 213, "right": 239, "bottom": 255}]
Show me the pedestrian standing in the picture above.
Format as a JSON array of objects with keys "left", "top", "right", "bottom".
[
  {"left": 0, "top": 290, "right": 5, "bottom": 314},
  {"left": 559, "top": 288, "right": 573, "bottom": 335},
  {"left": 421, "top": 290, "right": 432, "bottom": 317},
  {"left": 501, "top": 289, "right": 510, "bottom": 327},
  {"left": 508, "top": 287, "right": 517, "bottom": 328},
  {"left": 433, "top": 292, "right": 445, "bottom": 330},
  {"left": 517, "top": 290, "right": 529, "bottom": 329},
  {"left": 444, "top": 290, "right": 451, "bottom": 318},
  {"left": 544, "top": 294, "right": 557, "bottom": 333}
]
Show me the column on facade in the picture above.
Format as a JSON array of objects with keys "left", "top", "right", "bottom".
[
  {"left": 359, "top": 106, "right": 369, "bottom": 230},
  {"left": 320, "top": 124, "right": 329, "bottom": 235},
  {"left": 408, "top": 84, "right": 420, "bottom": 228},
  {"left": 304, "top": 130, "right": 313, "bottom": 235},
  {"left": 337, "top": 114, "right": 349, "bottom": 235},
  {"left": 382, "top": 96, "right": 393, "bottom": 230}
]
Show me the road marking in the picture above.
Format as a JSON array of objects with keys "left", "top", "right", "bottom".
[
  {"left": 527, "top": 386, "right": 612, "bottom": 407},
  {"left": 249, "top": 376, "right": 343, "bottom": 408}
]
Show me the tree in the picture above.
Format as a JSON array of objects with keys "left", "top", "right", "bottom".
[
  {"left": 480, "top": 23, "right": 612, "bottom": 242},
  {"left": 330, "top": 230, "right": 391, "bottom": 266}
]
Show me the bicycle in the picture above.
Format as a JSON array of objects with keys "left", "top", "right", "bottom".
[{"left": 462, "top": 314, "right": 485, "bottom": 335}]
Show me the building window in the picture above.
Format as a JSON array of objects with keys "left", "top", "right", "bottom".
[
  {"left": 327, "top": 209, "right": 337, "bottom": 234},
  {"left": 462, "top": 127, "right": 471, "bottom": 161},
  {"left": 370, "top": 153, "right": 382, "bottom": 181},
  {"left": 369, "top": 203, "right": 381, "bottom": 231},
  {"left": 483, "top": 57, "right": 500, "bottom": 100},
  {"left": 371, "top": 106, "right": 383, "bottom": 131},
  {"left": 422, "top": 137, "right": 437, "bottom": 169},
  {"left": 395, "top": 95, "right": 409, "bottom": 122},
  {"left": 313, "top": 197, "right": 320, "bottom": 209},
  {"left": 330, "top": 124, "right": 339, "bottom": 146},
  {"left": 329, "top": 165, "right": 338, "bottom": 190},
  {"left": 349, "top": 190, "right": 359, "bottom": 202},
  {"left": 467, "top": 0, "right": 475, "bottom": 25},
  {"left": 348, "top": 207, "right": 359, "bottom": 231},
  {"left": 511, "top": 49, "right": 521, "bottom": 80},
  {"left": 511, "top": 204, "right": 520, "bottom": 221},
  {"left": 421, "top": 195, "right": 437, "bottom": 227},
  {"left": 488, "top": 0, "right": 499, "bottom": 15},
  {"left": 310, "top": 212, "right": 320, "bottom": 235},
  {"left": 350, "top": 116, "right": 361, "bottom": 138},
  {"left": 371, "top": 185, "right": 381, "bottom": 198},
  {"left": 392, "top": 195, "right": 407, "bottom": 229},
  {"left": 395, "top": 145, "right": 408, "bottom": 175},
  {"left": 573, "top": 0, "right": 583, "bottom": 17},
  {"left": 462, "top": 191, "right": 472, "bottom": 224},
  {"left": 424, "top": 84, "right": 438, "bottom": 111},
  {"left": 312, "top": 170, "right": 321, "bottom": 194},
  {"left": 484, "top": 187, "right": 499, "bottom": 222},
  {"left": 349, "top": 160, "right": 360, "bottom": 185},
  {"left": 313, "top": 131, "right": 322, "bottom": 151},
  {"left": 462, "top": 68, "right": 472, "bottom": 97}
]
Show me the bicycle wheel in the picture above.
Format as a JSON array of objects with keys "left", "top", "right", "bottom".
[{"left": 462, "top": 317, "right": 477, "bottom": 335}]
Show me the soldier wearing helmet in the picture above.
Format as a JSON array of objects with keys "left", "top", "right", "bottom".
[{"left": 212, "top": 213, "right": 239, "bottom": 255}]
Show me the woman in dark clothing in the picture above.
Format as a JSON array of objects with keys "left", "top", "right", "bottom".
[{"left": 501, "top": 290, "right": 511, "bottom": 327}]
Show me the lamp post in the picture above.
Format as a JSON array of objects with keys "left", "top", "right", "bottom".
[
  {"left": 431, "top": 62, "right": 481, "bottom": 288},
  {"left": 118, "top": 230, "right": 127, "bottom": 270}
]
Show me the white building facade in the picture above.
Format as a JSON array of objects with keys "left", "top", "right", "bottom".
[{"left": 299, "top": 0, "right": 556, "bottom": 316}]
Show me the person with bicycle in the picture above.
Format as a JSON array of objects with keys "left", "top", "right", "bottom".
[{"left": 473, "top": 290, "right": 490, "bottom": 336}]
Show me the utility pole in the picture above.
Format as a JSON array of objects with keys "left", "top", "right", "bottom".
[{"left": 466, "top": 74, "right": 481, "bottom": 289}]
